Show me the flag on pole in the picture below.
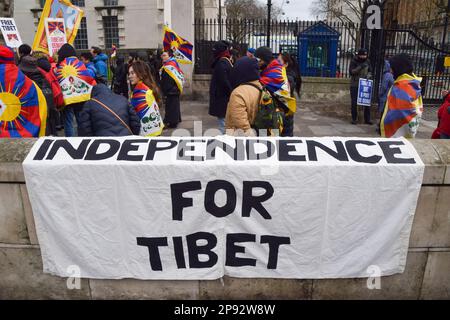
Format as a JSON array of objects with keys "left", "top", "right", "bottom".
[
  {"left": 32, "top": 0, "right": 84, "bottom": 55},
  {"left": 163, "top": 26, "right": 193, "bottom": 65}
]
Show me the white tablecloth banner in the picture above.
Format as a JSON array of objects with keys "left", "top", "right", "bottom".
[{"left": 23, "top": 137, "right": 424, "bottom": 280}]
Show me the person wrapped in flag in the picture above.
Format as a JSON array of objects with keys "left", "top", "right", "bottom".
[
  {"left": 160, "top": 51, "right": 184, "bottom": 128},
  {"left": 163, "top": 26, "right": 193, "bottom": 65},
  {"left": 381, "top": 54, "right": 423, "bottom": 139},
  {"left": 255, "top": 46, "right": 297, "bottom": 136},
  {"left": 0, "top": 46, "right": 47, "bottom": 138},
  {"left": 129, "top": 61, "right": 164, "bottom": 137},
  {"left": 54, "top": 44, "right": 96, "bottom": 137}
]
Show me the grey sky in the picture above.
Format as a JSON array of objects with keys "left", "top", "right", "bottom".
[{"left": 272, "top": 0, "right": 316, "bottom": 20}]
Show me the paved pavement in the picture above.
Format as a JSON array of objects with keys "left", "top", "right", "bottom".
[{"left": 161, "top": 100, "right": 438, "bottom": 139}]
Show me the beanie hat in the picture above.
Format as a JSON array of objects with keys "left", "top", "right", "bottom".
[
  {"left": 0, "top": 46, "right": 15, "bottom": 64},
  {"left": 212, "top": 40, "right": 230, "bottom": 55},
  {"left": 358, "top": 48, "right": 368, "bottom": 55},
  {"left": 255, "top": 46, "right": 274, "bottom": 64},
  {"left": 248, "top": 48, "right": 256, "bottom": 55}
]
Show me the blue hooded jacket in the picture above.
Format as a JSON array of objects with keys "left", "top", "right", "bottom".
[
  {"left": 378, "top": 60, "right": 394, "bottom": 113},
  {"left": 93, "top": 53, "right": 108, "bottom": 79}
]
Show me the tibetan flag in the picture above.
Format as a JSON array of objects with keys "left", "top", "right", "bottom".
[
  {"left": 130, "top": 82, "right": 164, "bottom": 137},
  {"left": 381, "top": 73, "right": 423, "bottom": 138},
  {"left": 161, "top": 57, "right": 185, "bottom": 94},
  {"left": 163, "top": 26, "right": 193, "bottom": 65},
  {"left": 54, "top": 57, "right": 96, "bottom": 106},
  {"left": 260, "top": 59, "right": 297, "bottom": 115},
  {"left": 33, "top": 0, "right": 84, "bottom": 55},
  {"left": 0, "top": 64, "right": 47, "bottom": 138}
]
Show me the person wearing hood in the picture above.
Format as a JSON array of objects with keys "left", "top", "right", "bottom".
[
  {"left": 225, "top": 57, "right": 262, "bottom": 136},
  {"left": 91, "top": 46, "right": 108, "bottom": 84},
  {"left": 377, "top": 60, "right": 394, "bottom": 133},
  {"left": 55, "top": 43, "right": 97, "bottom": 137},
  {"left": 432, "top": 90, "right": 450, "bottom": 139},
  {"left": 78, "top": 83, "right": 140, "bottom": 137},
  {"left": 378, "top": 60, "right": 394, "bottom": 114},
  {"left": 380, "top": 53, "right": 423, "bottom": 138},
  {"left": 19, "top": 54, "right": 57, "bottom": 136},
  {"left": 349, "top": 48, "right": 372, "bottom": 125},
  {"left": 209, "top": 40, "right": 233, "bottom": 134},
  {"left": 111, "top": 55, "right": 129, "bottom": 98}
]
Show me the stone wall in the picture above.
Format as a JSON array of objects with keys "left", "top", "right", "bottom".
[{"left": 0, "top": 139, "right": 449, "bottom": 300}]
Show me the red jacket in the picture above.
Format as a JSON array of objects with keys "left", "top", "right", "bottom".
[{"left": 435, "top": 93, "right": 450, "bottom": 138}]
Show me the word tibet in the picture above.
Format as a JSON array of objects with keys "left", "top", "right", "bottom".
[{"left": 33, "top": 137, "right": 417, "bottom": 164}]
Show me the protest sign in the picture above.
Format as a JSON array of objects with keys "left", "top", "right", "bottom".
[
  {"left": 32, "top": 0, "right": 83, "bottom": 54},
  {"left": 45, "top": 18, "right": 67, "bottom": 56},
  {"left": 0, "top": 18, "right": 22, "bottom": 48},
  {"left": 23, "top": 137, "right": 424, "bottom": 280},
  {"left": 358, "top": 78, "right": 373, "bottom": 107}
]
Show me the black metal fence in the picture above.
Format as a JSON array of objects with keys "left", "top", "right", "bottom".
[
  {"left": 194, "top": 19, "right": 361, "bottom": 77},
  {"left": 364, "top": 28, "right": 450, "bottom": 105}
]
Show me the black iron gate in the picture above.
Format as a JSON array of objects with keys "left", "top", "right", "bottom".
[{"left": 365, "top": 28, "right": 450, "bottom": 107}]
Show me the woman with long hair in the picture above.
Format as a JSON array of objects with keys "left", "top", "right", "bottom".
[
  {"left": 129, "top": 61, "right": 164, "bottom": 136},
  {"left": 279, "top": 52, "right": 302, "bottom": 98}
]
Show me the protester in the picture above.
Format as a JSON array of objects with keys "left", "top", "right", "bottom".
[
  {"left": 377, "top": 60, "right": 394, "bottom": 133},
  {"left": 19, "top": 53, "right": 57, "bottom": 136},
  {"left": 91, "top": 46, "right": 108, "bottom": 83},
  {"left": 432, "top": 90, "right": 450, "bottom": 139},
  {"left": 111, "top": 55, "right": 129, "bottom": 98},
  {"left": 256, "top": 46, "right": 297, "bottom": 137},
  {"left": 160, "top": 51, "right": 183, "bottom": 129},
  {"left": 225, "top": 57, "right": 262, "bottom": 136},
  {"left": 80, "top": 52, "right": 97, "bottom": 79},
  {"left": 78, "top": 83, "right": 140, "bottom": 137},
  {"left": 18, "top": 44, "right": 32, "bottom": 64},
  {"left": 209, "top": 40, "right": 233, "bottom": 134},
  {"left": 349, "top": 48, "right": 372, "bottom": 125},
  {"left": 55, "top": 43, "right": 97, "bottom": 137},
  {"left": 0, "top": 46, "right": 47, "bottom": 138},
  {"left": 381, "top": 53, "right": 423, "bottom": 139},
  {"left": 247, "top": 48, "right": 256, "bottom": 59},
  {"left": 129, "top": 61, "right": 164, "bottom": 136},
  {"left": 279, "top": 52, "right": 302, "bottom": 98}
]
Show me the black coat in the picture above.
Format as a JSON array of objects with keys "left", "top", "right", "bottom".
[
  {"left": 160, "top": 68, "right": 180, "bottom": 96},
  {"left": 112, "top": 62, "right": 129, "bottom": 98},
  {"left": 78, "top": 84, "right": 141, "bottom": 137},
  {"left": 209, "top": 57, "right": 233, "bottom": 118}
]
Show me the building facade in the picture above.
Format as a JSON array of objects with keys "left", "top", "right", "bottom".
[
  {"left": 13, "top": 0, "right": 195, "bottom": 51},
  {"left": 383, "top": 0, "right": 449, "bottom": 47}
]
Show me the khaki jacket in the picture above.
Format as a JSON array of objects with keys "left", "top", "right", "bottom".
[{"left": 225, "top": 80, "right": 262, "bottom": 136}]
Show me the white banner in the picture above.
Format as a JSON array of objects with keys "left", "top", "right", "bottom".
[
  {"left": 23, "top": 137, "right": 424, "bottom": 280},
  {"left": 0, "top": 18, "right": 22, "bottom": 48}
]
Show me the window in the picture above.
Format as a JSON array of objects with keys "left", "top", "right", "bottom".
[
  {"left": 104, "top": 0, "right": 119, "bottom": 6},
  {"left": 74, "top": 17, "right": 88, "bottom": 50},
  {"left": 103, "top": 16, "right": 119, "bottom": 49},
  {"left": 71, "top": 0, "right": 85, "bottom": 6},
  {"left": 40, "top": 0, "right": 85, "bottom": 8}
]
